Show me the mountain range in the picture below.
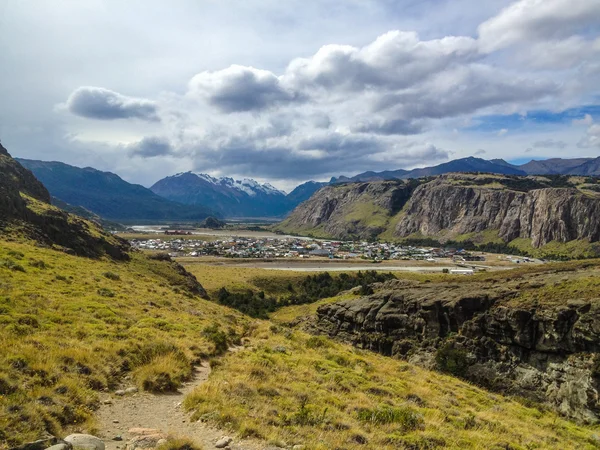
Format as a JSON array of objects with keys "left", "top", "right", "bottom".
[
  {"left": 330, "top": 156, "right": 600, "bottom": 183},
  {"left": 17, "top": 159, "right": 215, "bottom": 222},
  {"left": 14, "top": 155, "right": 600, "bottom": 223}
]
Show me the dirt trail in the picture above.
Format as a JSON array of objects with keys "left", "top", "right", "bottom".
[{"left": 96, "top": 362, "right": 261, "bottom": 450}]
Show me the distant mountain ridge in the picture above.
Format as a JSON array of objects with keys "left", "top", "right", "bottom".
[
  {"left": 331, "top": 156, "right": 600, "bottom": 183},
  {"left": 150, "top": 172, "right": 326, "bottom": 218},
  {"left": 17, "top": 159, "right": 214, "bottom": 222}
]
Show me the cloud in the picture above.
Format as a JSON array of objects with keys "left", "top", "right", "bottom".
[
  {"left": 352, "top": 118, "right": 424, "bottom": 135},
  {"left": 372, "top": 64, "right": 557, "bottom": 119},
  {"left": 577, "top": 124, "right": 600, "bottom": 148},
  {"left": 178, "top": 130, "right": 449, "bottom": 180},
  {"left": 573, "top": 114, "right": 594, "bottom": 126},
  {"left": 188, "top": 65, "right": 302, "bottom": 113},
  {"left": 65, "top": 87, "right": 159, "bottom": 121},
  {"left": 532, "top": 138, "right": 567, "bottom": 149},
  {"left": 283, "top": 31, "right": 478, "bottom": 92},
  {"left": 497, "top": 129, "right": 508, "bottom": 136},
  {"left": 128, "top": 136, "right": 173, "bottom": 158},
  {"left": 478, "top": 0, "right": 600, "bottom": 53},
  {"left": 474, "top": 149, "right": 486, "bottom": 155}
]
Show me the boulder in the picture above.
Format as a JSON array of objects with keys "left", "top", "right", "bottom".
[{"left": 64, "top": 435, "right": 104, "bottom": 450}]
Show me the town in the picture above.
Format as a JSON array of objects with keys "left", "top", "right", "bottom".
[{"left": 129, "top": 234, "right": 491, "bottom": 262}]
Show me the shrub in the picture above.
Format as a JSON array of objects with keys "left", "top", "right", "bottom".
[
  {"left": 306, "top": 336, "right": 332, "bottom": 349},
  {"left": 29, "top": 260, "right": 47, "bottom": 269},
  {"left": 202, "top": 324, "right": 229, "bottom": 355},
  {"left": 97, "top": 288, "right": 115, "bottom": 297},
  {"left": 157, "top": 438, "right": 203, "bottom": 450},
  {"left": 435, "top": 342, "right": 469, "bottom": 377},
  {"left": 357, "top": 405, "right": 424, "bottom": 431},
  {"left": 134, "top": 352, "right": 191, "bottom": 392},
  {"left": 102, "top": 271, "right": 120, "bottom": 281}
]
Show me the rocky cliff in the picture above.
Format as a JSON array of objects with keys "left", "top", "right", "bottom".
[
  {"left": 315, "top": 265, "right": 600, "bottom": 422},
  {"left": 277, "top": 173, "right": 600, "bottom": 251},
  {"left": 275, "top": 180, "right": 416, "bottom": 240},
  {"left": 394, "top": 175, "right": 600, "bottom": 247}
]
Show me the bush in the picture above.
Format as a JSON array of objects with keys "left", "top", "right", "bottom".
[
  {"left": 435, "top": 342, "right": 469, "bottom": 377},
  {"left": 97, "top": 288, "right": 115, "bottom": 297},
  {"left": 134, "top": 352, "right": 191, "bottom": 392},
  {"left": 103, "top": 271, "right": 120, "bottom": 281},
  {"left": 157, "top": 438, "right": 203, "bottom": 450},
  {"left": 357, "top": 405, "right": 424, "bottom": 431},
  {"left": 202, "top": 324, "right": 229, "bottom": 355}
]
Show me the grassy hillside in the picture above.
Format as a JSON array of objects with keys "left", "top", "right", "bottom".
[
  {"left": 0, "top": 239, "right": 248, "bottom": 447},
  {"left": 185, "top": 316, "right": 600, "bottom": 450}
]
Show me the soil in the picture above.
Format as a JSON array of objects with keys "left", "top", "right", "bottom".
[{"left": 96, "top": 362, "right": 263, "bottom": 450}]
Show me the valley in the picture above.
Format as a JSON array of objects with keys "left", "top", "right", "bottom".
[{"left": 3, "top": 144, "right": 600, "bottom": 450}]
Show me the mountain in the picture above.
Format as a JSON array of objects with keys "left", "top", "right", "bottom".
[
  {"left": 330, "top": 169, "right": 409, "bottom": 183},
  {"left": 567, "top": 157, "right": 600, "bottom": 176},
  {"left": 519, "top": 158, "right": 594, "bottom": 175},
  {"left": 1, "top": 145, "right": 129, "bottom": 259},
  {"left": 332, "top": 157, "right": 526, "bottom": 183},
  {"left": 17, "top": 159, "right": 214, "bottom": 222},
  {"left": 150, "top": 172, "right": 291, "bottom": 218},
  {"left": 286, "top": 180, "right": 328, "bottom": 206},
  {"left": 276, "top": 173, "right": 600, "bottom": 257}
]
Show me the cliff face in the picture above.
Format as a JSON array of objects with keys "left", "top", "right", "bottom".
[
  {"left": 394, "top": 177, "right": 600, "bottom": 247},
  {"left": 276, "top": 180, "right": 415, "bottom": 240},
  {"left": 315, "top": 272, "right": 600, "bottom": 422},
  {"left": 278, "top": 173, "right": 600, "bottom": 249}
]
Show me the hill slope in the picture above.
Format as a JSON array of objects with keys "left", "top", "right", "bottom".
[
  {"left": 17, "top": 159, "right": 215, "bottom": 222},
  {"left": 0, "top": 144, "right": 251, "bottom": 447},
  {"left": 277, "top": 173, "right": 600, "bottom": 257}
]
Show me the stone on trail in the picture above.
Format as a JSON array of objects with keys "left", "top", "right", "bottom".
[
  {"left": 114, "top": 390, "right": 126, "bottom": 396},
  {"left": 126, "top": 434, "right": 168, "bottom": 450},
  {"left": 125, "top": 387, "right": 138, "bottom": 394},
  {"left": 45, "top": 444, "right": 72, "bottom": 450},
  {"left": 64, "top": 434, "right": 105, "bottom": 450},
  {"left": 214, "top": 436, "right": 233, "bottom": 448}
]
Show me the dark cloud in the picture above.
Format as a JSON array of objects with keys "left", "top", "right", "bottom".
[
  {"left": 373, "top": 66, "right": 557, "bottom": 119},
  {"left": 66, "top": 87, "right": 159, "bottom": 121},
  {"left": 474, "top": 149, "right": 486, "bottom": 155},
  {"left": 188, "top": 65, "right": 303, "bottom": 113},
  {"left": 186, "top": 131, "right": 448, "bottom": 180},
  {"left": 128, "top": 136, "right": 173, "bottom": 158},
  {"left": 532, "top": 139, "right": 567, "bottom": 149},
  {"left": 352, "top": 118, "right": 424, "bottom": 135}
]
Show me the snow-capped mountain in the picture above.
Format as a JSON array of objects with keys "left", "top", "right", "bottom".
[{"left": 150, "top": 172, "right": 291, "bottom": 218}]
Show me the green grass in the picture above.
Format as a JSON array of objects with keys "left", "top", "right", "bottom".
[
  {"left": 0, "top": 239, "right": 248, "bottom": 447},
  {"left": 344, "top": 202, "right": 390, "bottom": 228}
]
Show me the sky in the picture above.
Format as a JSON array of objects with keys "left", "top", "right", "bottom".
[{"left": 1, "top": 0, "right": 599, "bottom": 192}]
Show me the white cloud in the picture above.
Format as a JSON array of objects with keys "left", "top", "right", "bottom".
[{"left": 478, "top": 0, "right": 600, "bottom": 53}]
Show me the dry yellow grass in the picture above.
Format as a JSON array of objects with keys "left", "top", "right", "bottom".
[{"left": 185, "top": 320, "right": 600, "bottom": 449}]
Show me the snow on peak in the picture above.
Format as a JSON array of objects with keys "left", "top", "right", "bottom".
[{"left": 176, "top": 172, "right": 285, "bottom": 196}]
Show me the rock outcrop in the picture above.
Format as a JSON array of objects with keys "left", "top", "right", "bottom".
[
  {"left": 276, "top": 180, "right": 416, "bottom": 240},
  {"left": 394, "top": 176, "right": 600, "bottom": 247},
  {"left": 278, "top": 173, "right": 600, "bottom": 249},
  {"left": 315, "top": 275, "right": 600, "bottom": 422}
]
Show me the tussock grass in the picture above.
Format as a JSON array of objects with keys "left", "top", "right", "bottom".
[
  {"left": 0, "top": 239, "right": 248, "bottom": 447},
  {"left": 184, "top": 318, "right": 600, "bottom": 450}
]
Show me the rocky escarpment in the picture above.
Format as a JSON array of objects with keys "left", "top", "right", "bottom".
[
  {"left": 394, "top": 175, "right": 600, "bottom": 247},
  {"left": 276, "top": 180, "right": 416, "bottom": 239},
  {"left": 0, "top": 144, "right": 129, "bottom": 260},
  {"left": 278, "top": 173, "right": 600, "bottom": 249},
  {"left": 315, "top": 275, "right": 600, "bottom": 422}
]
